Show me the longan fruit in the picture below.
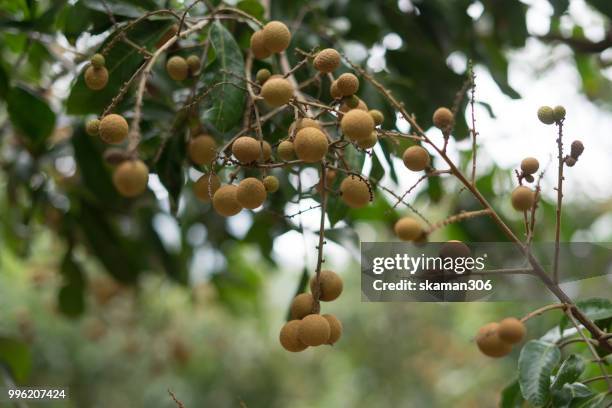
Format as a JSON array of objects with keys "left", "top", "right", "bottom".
[
  {"left": 166, "top": 56, "right": 188, "bottom": 81},
  {"left": 99, "top": 114, "right": 129, "bottom": 144},
  {"left": 261, "top": 77, "right": 294, "bottom": 107},
  {"left": 475, "top": 322, "right": 512, "bottom": 358},
  {"left": 310, "top": 270, "right": 343, "bottom": 301},
  {"left": 250, "top": 30, "right": 272, "bottom": 59},
  {"left": 394, "top": 217, "right": 422, "bottom": 241},
  {"left": 193, "top": 173, "right": 220, "bottom": 203},
  {"left": 369, "top": 109, "right": 384, "bottom": 126},
  {"left": 402, "top": 145, "right": 430, "bottom": 171},
  {"left": 295, "top": 118, "right": 321, "bottom": 131},
  {"left": 341, "top": 109, "right": 375, "bottom": 141},
  {"left": 336, "top": 73, "right": 359, "bottom": 96},
  {"left": 279, "top": 320, "right": 307, "bottom": 352},
  {"left": 357, "top": 132, "right": 378, "bottom": 149},
  {"left": 330, "top": 81, "right": 342, "bottom": 99},
  {"left": 565, "top": 156, "right": 577, "bottom": 167},
  {"left": 432, "top": 107, "right": 453, "bottom": 130},
  {"left": 86, "top": 119, "right": 100, "bottom": 136},
  {"left": 232, "top": 136, "right": 261, "bottom": 163},
  {"left": 213, "top": 185, "right": 242, "bottom": 216},
  {"left": 537, "top": 106, "right": 555, "bottom": 125},
  {"left": 340, "top": 176, "right": 371, "bottom": 208},
  {"left": 294, "top": 127, "right": 328, "bottom": 163},
  {"left": 520, "top": 157, "right": 539, "bottom": 175},
  {"left": 439, "top": 240, "right": 472, "bottom": 260},
  {"left": 570, "top": 140, "right": 584, "bottom": 158},
  {"left": 511, "top": 186, "right": 535, "bottom": 211},
  {"left": 262, "top": 21, "right": 291, "bottom": 53},
  {"left": 261, "top": 140, "right": 272, "bottom": 161},
  {"left": 84, "top": 65, "right": 109, "bottom": 91},
  {"left": 340, "top": 98, "right": 368, "bottom": 113},
  {"left": 90, "top": 53, "right": 105, "bottom": 68},
  {"left": 524, "top": 174, "right": 535, "bottom": 183},
  {"left": 497, "top": 318, "right": 526, "bottom": 344},
  {"left": 256, "top": 68, "right": 271, "bottom": 84},
  {"left": 553, "top": 105, "right": 566, "bottom": 122},
  {"left": 263, "top": 175, "right": 279, "bottom": 193},
  {"left": 236, "top": 177, "right": 266, "bottom": 209},
  {"left": 322, "top": 314, "right": 342, "bottom": 345},
  {"left": 344, "top": 95, "right": 360, "bottom": 109},
  {"left": 314, "top": 48, "right": 341, "bottom": 73},
  {"left": 315, "top": 169, "right": 337, "bottom": 194},
  {"left": 113, "top": 160, "right": 149, "bottom": 197},
  {"left": 290, "top": 293, "right": 315, "bottom": 319},
  {"left": 298, "top": 314, "right": 331, "bottom": 347},
  {"left": 277, "top": 140, "right": 295, "bottom": 161},
  {"left": 188, "top": 135, "right": 217, "bottom": 165},
  {"left": 186, "top": 55, "right": 201, "bottom": 76}
]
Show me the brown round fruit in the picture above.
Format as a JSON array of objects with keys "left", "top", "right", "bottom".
[
  {"left": 186, "top": 55, "right": 201, "bottom": 76},
  {"left": 336, "top": 73, "right": 359, "bottom": 96},
  {"left": 99, "top": 114, "right": 129, "bottom": 144},
  {"left": 298, "top": 314, "right": 331, "bottom": 347},
  {"left": 236, "top": 177, "right": 266, "bottom": 209},
  {"left": 322, "top": 314, "right": 342, "bottom": 345},
  {"left": 330, "top": 81, "right": 342, "bottom": 99},
  {"left": 84, "top": 65, "right": 109, "bottom": 91},
  {"left": 369, "top": 109, "right": 384, "bottom": 126},
  {"left": 166, "top": 56, "right": 188, "bottom": 81},
  {"left": 497, "top": 318, "right": 526, "bottom": 344},
  {"left": 476, "top": 322, "right": 512, "bottom": 358},
  {"left": 394, "top": 217, "right": 422, "bottom": 241},
  {"left": 232, "top": 136, "right": 261, "bottom": 163},
  {"left": 263, "top": 175, "right": 279, "bottom": 193},
  {"left": 310, "top": 270, "right": 343, "bottom": 301},
  {"left": 290, "top": 293, "right": 315, "bottom": 319},
  {"left": 340, "top": 176, "right": 371, "bottom": 208},
  {"left": 277, "top": 140, "right": 295, "bottom": 161},
  {"left": 520, "top": 157, "right": 539, "bottom": 175},
  {"left": 188, "top": 135, "right": 217, "bottom": 165},
  {"left": 570, "top": 140, "right": 584, "bottom": 158},
  {"left": 193, "top": 173, "right": 221, "bottom": 202},
  {"left": 261, "top": 77, "right": 294, "bottom": 107},
  {"left": 511, "top": 186, "right": 535, "bottom": 211},
  {"left": 357, "top": 132, "right": 378, "bottom": 149},
  {"left": 432, "top": 107, "right": 453, "bottom": 130},
  {"left": 295, "top": 118, "right": 321, "bottom": 131},
  {"left": 250, "top": 30, "right": 272, "bottom": 60},
  {"left": 341, "top": 109, "right": 375, "bottom": 141},
  {"left": 294, "top": 127, "right": 328, "bottom": 163},
  {"left": 313, "top": 48, "right": 341, "bottom": 73},
  {"left": 402, "top": 146, "right": 430, "bottom": 171},
  {"left": 212, "top": 185, "right": 242, "bottom": 216},
  {"left": 262, "top": 21, "right": 291, "bottom": 53},
  {"left": 279, "top": 320, "right": 308, "bottom": 352},
  {"left": 113, "top": 160, "right": 149, "bottom": 197}
]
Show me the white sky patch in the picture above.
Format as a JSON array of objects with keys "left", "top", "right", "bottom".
[
  {"left": 153, "top": 213, "right": 182, "bottom": 253},
  {"left": 148, "top": 174, "right": 171, "bottom": 213}
]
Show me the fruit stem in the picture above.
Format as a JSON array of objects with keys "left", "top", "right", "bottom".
[
  {"left": 312, "top": 162, "right": 329, "bottom": 313},
  {"left": 553, "top": 120, "right": 565, "bottom": 284}
]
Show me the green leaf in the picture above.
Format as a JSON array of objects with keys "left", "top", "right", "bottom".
[
  {"left": 202, "top": 21, "right": 246, "bottom": 133},
  {"left": 237, "top": 0, "right": 265, "bottom": 20},
  {"left": 569, "top": 392, "right": 609, "bottom": 408},
  {"left": 66, "top": 18, "right": 174, "bottom": 114},
  {"left": 499, "top": 379, "right": 525, "bottom": 408},
  {"left": 326, "top": 195, "right": 349, "bottom": 227},
  {"left": 559, "top": 298, "right": 612, "bottom": 333},
  {"left": 0, "top": 337, "right": 31, "bottom": 383},
  {"left": 81, "top": 0, "right": 156, "bottom": 18},
  {"left": 518, "top": 340, "right": 561, "bottom": 407},
  {"left": 58, "top": 284, "right": 85, "bottom": 318},
  {"left": 552, "top": 383, "right": 594, "bottom": 408},
  {"left": 552, "top": 355, "right": 586, "bottom": 390},
  {"left": 370, "top": 152, "right": 385, "bottom": 182},
  {"left": 0, "top": 62, "right": 9, "bottom": 98},
  {"left": 7, "top": 85, "right": 55, "bottom": 154},
  {"left": 155, "top": 130, "right": 186, "bottom": 213}
]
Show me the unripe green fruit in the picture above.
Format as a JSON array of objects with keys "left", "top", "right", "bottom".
[
  {"left": 310, "top": 270, "right": 343, "bottom": 301},
  {"left": 341, "top": 109, "right": 374, "bottom": 141},
  {"left": 193, "top": 173, "right": 220, "bottom": 203},
  {"left": 86, "top": 119, "right": 100, "bottom": 136},
  {"left": 279, "top": 320, "right": 307, "bottom": 352},
  {"left": 256, "top": 68, "right": 271, "bottom": 84},
  {"left": 212, "top": 185, "right": 242, "bottom": 216},
  {"left": 357, "top": 132, "right": 378, "bottom": 149},
  {"left": 298, "top": 314, "right": 331, "bottom": 347},
  {"left": 402, "top": 145, "right": 430, "bottom": 171},
  {"left": 294, "top": 127, "right": 328, "bottom": 163},
  {"left": 520, "top": 157, "right": 539, "bottom": 175},
  {"left": 394, "top": 217, "right": 422, "bottom": 241},
  {"left": 99, "top": 114, "right": 129, "bottom": 144},
  {"left": 90, "top": 53, "right": 105, "bottom": 68},
  {"left": 313, "top": 48, "right": 341, "bottom": 73},
  {"left": 322, "top": 314, "right": 342, "bottom": 345},
  {"left": 336, "top": 73, "right": 359, "bottom": 96},
  {"left": 497, "top": 318, "right": 526, "bottom": 344},
  {"left": 113, "top": 160, "right": 149, "bottom": 197},
  {"left": 84, "top": 65, "right": 109, "bottom": 90},
  {"left": 340, "top": 176, "right": 371, "bottom": 208},
  {"left": 250, "top": 30, "right": 272, "bottom": 59},
  {"left": 261, "top": 77, "right": 294, "bottom": 107},
  {"left": 166, "top": 56, "right": 188, "bottom": 81},
  {"left": 188, "top": 135, "right": 217, "bottom": 165},
  {"left": 511, "top": 186, "right": 535, "bottom": 211},
  {"left": 344, "top": 95, "right": 360, "bottom": 109},
  {"left": 369, "top": 109, "right": 384, "bottom": 126},
  {"left": 537, "top": 106, "right": 555, "bottom": 125},
  {"left": 290, "top": 293, "right": 315, "bottom": 319},
  {"left": 186, "top": 55, "right": 201, "bottom": 76},
  {"left": 232, "top": 136, "right": 261, "bottom": 163},
  {"left": 432, "top": 107, "right": 453, "bottom": 130},
  {"left": 263, "top": 175, "right": 279, "bottom": 193},
  {"left": 553, "top": 105, "right": 566, "bottom": 122},
  {"left": 277, "top": 140, "right": 295, "bottom": 161},
  {"left": 262, "top": 21, "right": 291, "bottom": 53},
  {"left": 476, "top": 322, "right": 512, "bottom": 358},
  {"left": 236, "top": 177, "right": 266, "bottom": 209}
]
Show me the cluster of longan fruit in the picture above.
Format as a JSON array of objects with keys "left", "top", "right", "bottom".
[
  {"left": 166, "top": 54, "right": 201, "bottom": 81},
  {"left": 279, "top": 271, "right": 343, "bottom": 352},
  {"left": 475, "top": 317, "right": 526, "bottom": 358}
]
